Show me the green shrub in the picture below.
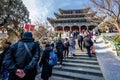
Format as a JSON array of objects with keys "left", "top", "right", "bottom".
[{"left": 114, "top": 35, "right": 120, "bottom": 42}]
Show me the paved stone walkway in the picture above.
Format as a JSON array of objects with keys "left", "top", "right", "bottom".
[{"left": 94, "top": 37, "right": 120, "bottom": 80}]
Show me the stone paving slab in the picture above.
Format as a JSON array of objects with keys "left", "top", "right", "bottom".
[
  {"left": 67, "top": 56, "right": 97, "bottom": 60},
  {"left": 94, "top": 37, "right": 120, "bottom": 80},
  {"left": 65, "top": 58, "right": 98, "bottom": 63}
]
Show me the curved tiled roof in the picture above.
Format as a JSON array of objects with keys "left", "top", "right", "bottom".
[
  {"left": 59, "top": 7, "right": 90, "bottom": 14},
  {"left": 54, "top": 12, "right": 97, "bottom": 19},
  {"left": 48, "top": 16, "right": 106, "bottom": 23}
]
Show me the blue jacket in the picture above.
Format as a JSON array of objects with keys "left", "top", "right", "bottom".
[{"left": 69, "top": 38, "right": 76, "bottom": 47}]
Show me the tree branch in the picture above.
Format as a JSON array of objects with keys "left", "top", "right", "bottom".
[{"left": 90, "top": 0, "right": 117, "bottom": 17}]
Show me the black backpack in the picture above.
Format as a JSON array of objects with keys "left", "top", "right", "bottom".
[
  {"left": 64, "top": 41, "right": 69, "bottom": 47},
  {"left": 78, "top": 35, "right": 83, "bottom": 41}
]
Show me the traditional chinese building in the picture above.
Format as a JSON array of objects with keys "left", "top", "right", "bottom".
[{"left": 47, "top": 7, "right": 105, "bottom": 33}]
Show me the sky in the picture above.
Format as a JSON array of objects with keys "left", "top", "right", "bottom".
[{"left": 22, "top": 0, "right": 90, "bottom": 25}]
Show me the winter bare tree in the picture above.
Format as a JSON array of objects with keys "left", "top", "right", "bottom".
[
  {"left": 33, "top": 20, "right": 55, "bottom": 46},
  {"left": 90, "top": 0, "right": 120, "bottom": 32}
]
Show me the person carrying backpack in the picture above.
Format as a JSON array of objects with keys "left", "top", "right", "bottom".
[
  {"left": 64, "top": 38, "right": 70, "bottom": 58},
  {"left": 2, "top": 32, "right": 40, "bottom": 80},
  {"left": 83, "top": 32, "right": 93, "bottom": 57},
  {"left": 77, "top": 33, "right": 84, "bottom": 51},
  {"left": 40, "top": 42, "right": 57, "bottom": 80},
  {"left": 56, "top": 39, "right": 64, "bottom": 67}
]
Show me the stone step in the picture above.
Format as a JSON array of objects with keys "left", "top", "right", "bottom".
[
  {"left": 54, "top": 66, "right": 103, "bottom": 77},
  {"left": 35, "top": 74, "right": 73, "bottom": 80},
  {"left": 73, "top": 54, "right": 96, "bottom": 57},
  {"left": 62, "top": 62, "right": 101, "bottom": 70},
  {"left": 67, "top": 56, "right": 97, "bottom": 60},
  {"left": 52, "top": 70, "right": 104, "bottom": 80},
  {"left": 49, "top": 76, "right": 73, "bottom": 80},
  {"left": 64, "top": 59, "right": 98, "bottom": 65}
]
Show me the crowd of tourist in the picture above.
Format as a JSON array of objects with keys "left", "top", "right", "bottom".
[{"left": 0, "top": 29, "right": 99, "bottom": 80}]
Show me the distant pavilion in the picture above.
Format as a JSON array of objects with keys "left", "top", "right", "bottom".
[{"left": 47, "top": 7, "right": 105, "bottom": 33}]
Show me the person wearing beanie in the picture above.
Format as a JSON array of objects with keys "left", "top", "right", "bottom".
[{"left": 2, "top": 32, "right": 40, "bottom": 80}]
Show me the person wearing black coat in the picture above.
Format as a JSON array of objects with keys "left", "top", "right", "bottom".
[
  {"left": 0, "top": 42, "right": 11, "bottom": 80},
  {"left": 64, "top": 38, "right": 70, "bottom": 58},
  {"left": 40, "top": 43, "right": 53, "bottom": 80},
  {"left": 2, "top": 32, "right": 40, "bottom": 80},
  {"left": 83, "top": 32, "right": 93, "bottom": 57},
  {"left": 56, "top": 39, "right": 64, "bottom": 66},
  {"left": 0, "top": 42, "right": 11, "bottom": 73},
  {"left": 77, "top": 33, "right": 84, "bottom": 51}
]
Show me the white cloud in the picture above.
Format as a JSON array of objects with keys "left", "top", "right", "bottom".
[
  {"left": 22, "top": 0, "right": 54, "bottom": 23},
  {"left": 59, "top": 2, "right": 71, "bottom": 8}
]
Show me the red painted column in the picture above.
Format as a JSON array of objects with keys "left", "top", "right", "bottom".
[
  {"left": 70, "top": 26, "right": 72, "bottom": 31},
  {"left": 79, "top": 26, "right": 81, "bottom": 32},
  {"left": 63, "top": 26, "right": 64, "bottom": 32}
]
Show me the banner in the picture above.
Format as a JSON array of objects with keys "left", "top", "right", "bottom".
[{"left": 23, "top": 24, "right": 35, "bottom": 31}]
